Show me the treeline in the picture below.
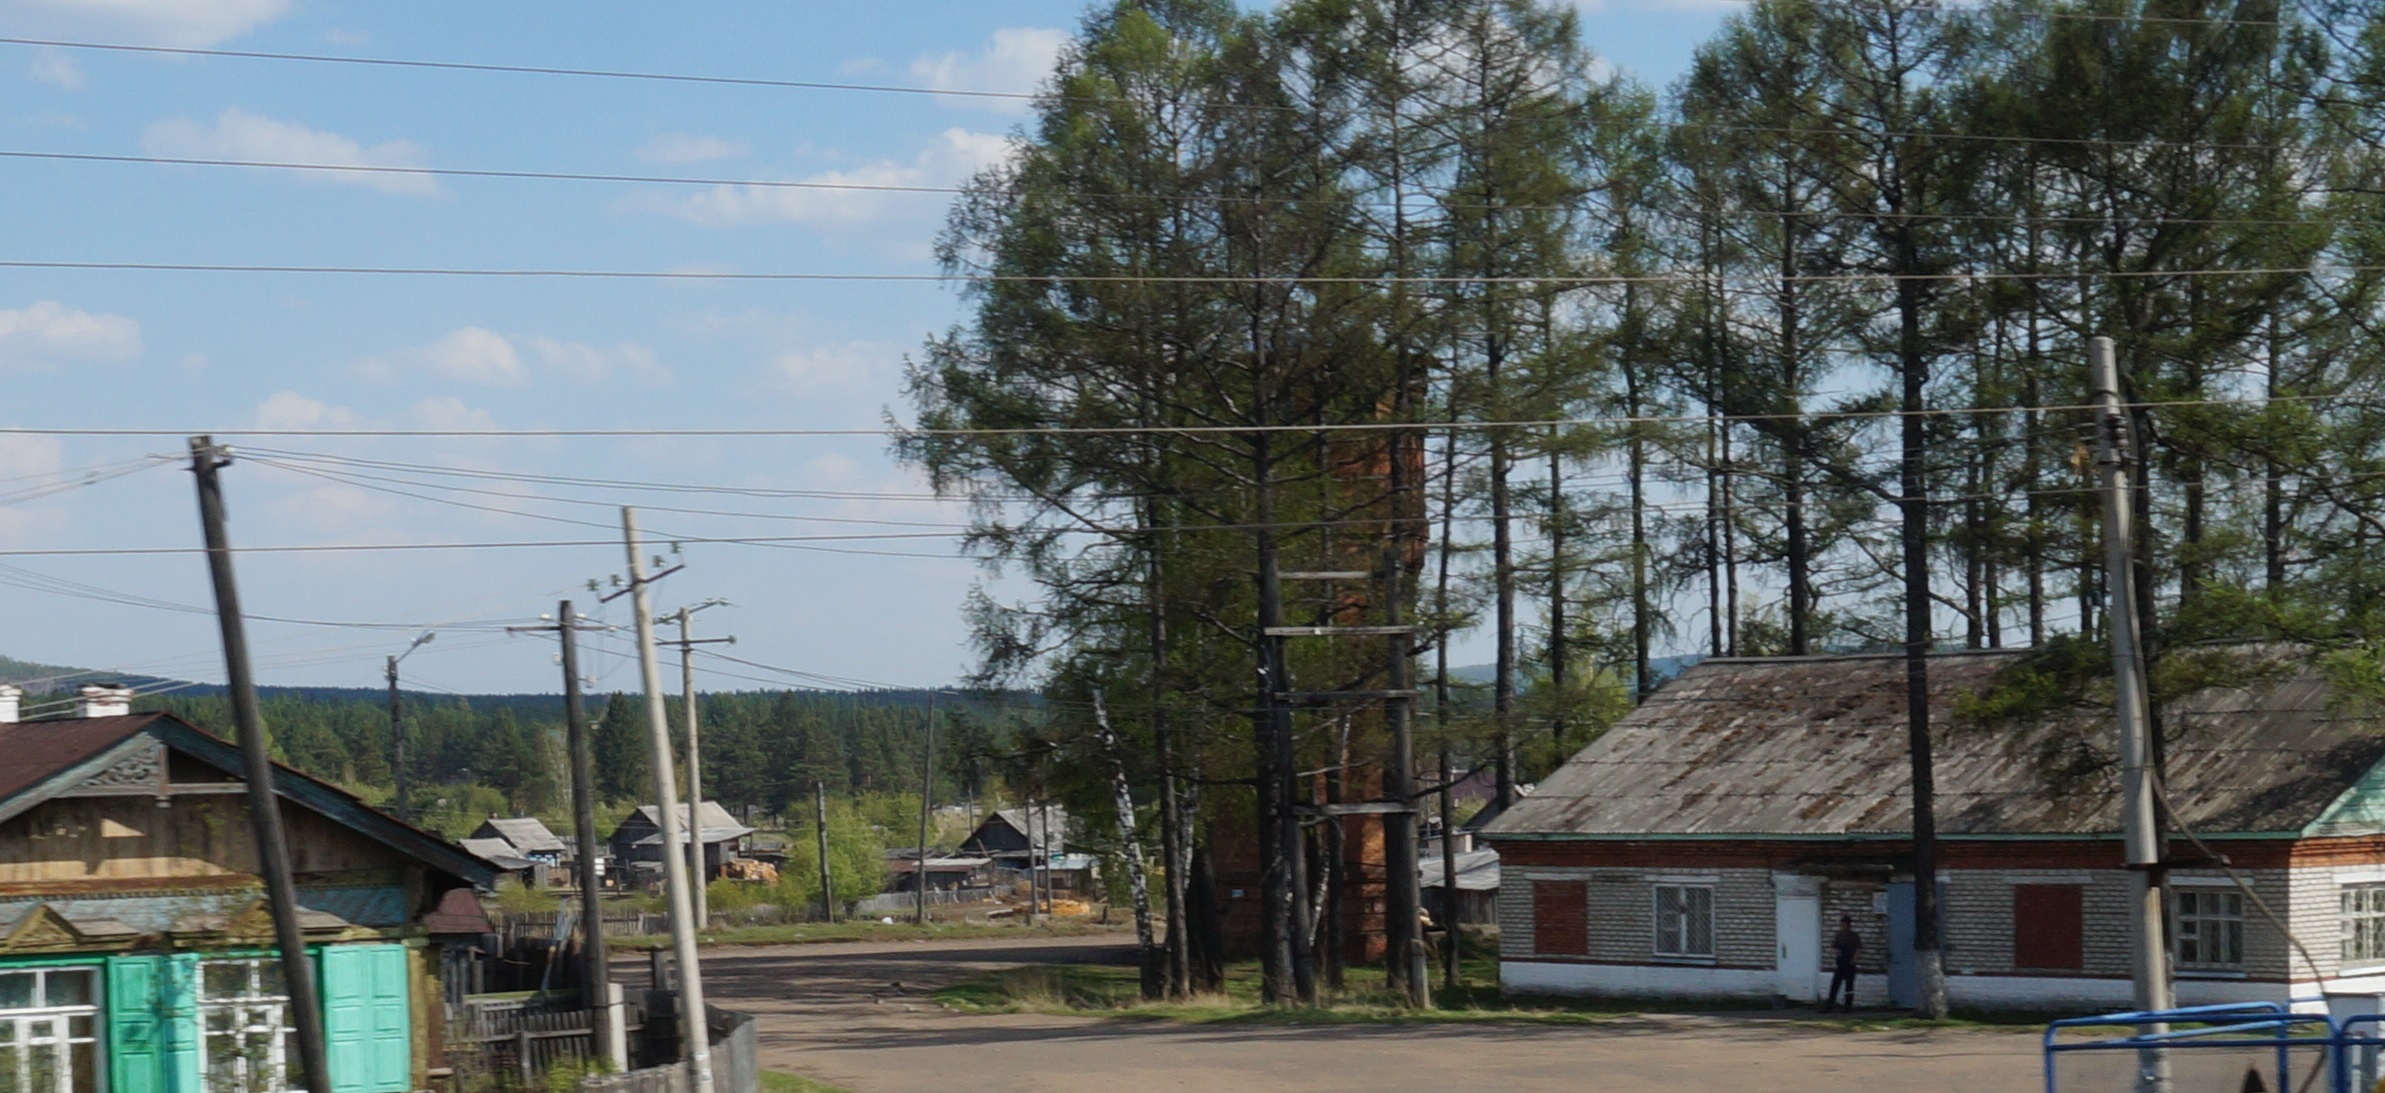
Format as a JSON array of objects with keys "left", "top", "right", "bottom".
[
  {"left": 905, "top": 0, "right": 2385, "bottom": 1007},
  {"left": 146, "top": 689, "right": 1023, "bottom": 829}
]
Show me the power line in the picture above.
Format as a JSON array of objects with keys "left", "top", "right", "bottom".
[
  {"left": 0, "top": 392, "right": 2340, "bottom": 440},
  {"left": 4, "top": 257, "right": 2364, "bottom": 289},
  {"left": 3, "top": 147, "right": 2357, "bottom": 225}
]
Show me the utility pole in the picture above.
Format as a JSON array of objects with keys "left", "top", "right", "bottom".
[
  {"left": 2090, "top": 337, "right": 2173, "bottom": 1092},
  {"left": 663, "top": 602, "right": 733, "bottom": 931},
  {"left": 188, "top": 437, "right": 331, "bottom": 1093},
  {"left": 815, "top": 780, "right": 835, "bottom": 922},
  {"left": 385, "top": 631, "right": 434, "bottom": 822},
  {"left": 916, "top": 692, "right": 937, "bottom": 926},
  {"left": 617, "top": 508, "right": 714, "bottom": 1093},
  {"left": 510, "top": 603, "right": 613, "bottom": 1062}
]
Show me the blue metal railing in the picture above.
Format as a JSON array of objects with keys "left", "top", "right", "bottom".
[{"left": 2044, "top": 1002, "right": 2351, "bottom": 1092}]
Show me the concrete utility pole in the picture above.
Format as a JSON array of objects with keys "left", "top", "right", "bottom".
[
  {"left": 188, "top": 437, "right": 331, "bottom": 1093},
  {"left": 916, "top": 692, "right": 936, "bottom": 926},
  {"left": 385, "top": 631, "right": 434, "bottom": 822},
  {"left": 619, "top": 508, "right": 714, "bottom": 1093},
  {"left": 2090, "top": 337, "right": 2173, "bottom": 1092},
  {"left": 664, "top": 602, "right": 733, "bottom": 930},
  {"left": 815, "top": 779, "right": 836, "bottom": 922}
]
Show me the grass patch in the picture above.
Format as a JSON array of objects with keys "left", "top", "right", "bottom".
[
  {"left": 618, "top": 918, "right": 1126, "bottom": 950},
  {"left": 932, "top": 935, "right": 1665, "bottom": 1027},
  {"left": 760, "top": 1072, "right": 850, "bottom": 1093}
]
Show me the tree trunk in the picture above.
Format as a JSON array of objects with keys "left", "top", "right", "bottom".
[{"left": 1094, "top": 694, "right": 1160, "bottom": 1000}]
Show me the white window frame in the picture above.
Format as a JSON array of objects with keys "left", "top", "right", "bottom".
[
  {"left": 0, "top": 965, "right": 103, "bottom": 1093},
  {"left": 1653, "top": 883, "right": 1716, "bottom": 960},
  {"left": 2173, "top": 888, "right": 2246, "bottom": 971},
  {"left": 2344, "top": 884, "right": 2385, "bottom": 970},
  {"left": 199, "top": 958, "right": 301, "bottom": 1093}
]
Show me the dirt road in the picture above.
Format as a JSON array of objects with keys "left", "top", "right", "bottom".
[{"left": 691, "top": 936, "right": 2055, "bottom": 1092}]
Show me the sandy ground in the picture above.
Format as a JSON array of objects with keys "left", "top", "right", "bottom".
[{"left": 684, "top": 935, "right": 2062, "bottom": 1093}]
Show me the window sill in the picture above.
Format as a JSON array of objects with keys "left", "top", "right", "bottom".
[
  {"left": 1650, "top": 954, "right": 1719, "bottom": 966},
  {"left": 2339, "top": 965, "right": 2385, "bottom": 979},
  {"left": 2176, "top": 969, "right": 2248, "bottom": 980}
]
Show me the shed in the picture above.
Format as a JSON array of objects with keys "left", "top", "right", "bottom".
[
  {"left": 471, "top": 816, "right": 570, "bottom": 862},
  {"left": 1421, "top": 847, "right": 1500, "bottom": 926},
  {"left": 607, "top": 801, "right": 755, "bottom": 882}
]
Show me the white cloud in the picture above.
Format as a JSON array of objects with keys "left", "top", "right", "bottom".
[
  {"left": 360, "top": 327, "right": 525, "bottom": 387},
  {"left": 526, "top": 337, "right": 670, "bottom": 387},
  {"left": 767, "top": 341, "right": 899, "bottom": 397},
  {"left": 251, "top": 391, "right": 359, "bottom": 430},
  {"left": 28, "top": 49, "right": 84, "bottom": 90},
  {"left": 143, "top": 109, "right": 438, "bottom": 196},
  {"left": 359, "top": 327, "right": 665, "bottom": 388},
  {"left": 637, "top": 133, "right": 747, "bottom": 164},
  {"left": 661, "top": 128, "right": 1011, "bottom": 228},
  {"left": 410, "top": 396, "right": 499, "bottom": 432},
  {"left": 0, "top": 301, "right": 140, "bottom": 371},
  {"left": 0, "top": 0, "right": 289, "bottom": 47},
  {"left": 907, "top": 27, "right": 1067, "bottom": 113}
]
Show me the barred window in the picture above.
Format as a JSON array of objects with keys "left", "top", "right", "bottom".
[
  {"left": 2343, "top": 885, "right": 2385, "bottom": 967},
  {"left": 1654, "top": 884, "right": 1715, "bottom": 958},
  {"left": 2174, "top": 889, "right": 2245, "bottom": 970}
]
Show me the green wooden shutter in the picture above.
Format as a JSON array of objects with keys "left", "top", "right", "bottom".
[
  {"left": 162, "top": 954, "right": 199, "bottom": 1093},
  {"left": 105, "top": 955, "right": 163, "bottom": 1093},
  {"left": 321, "top": 944, "right": 411, "bottom": 1093}
]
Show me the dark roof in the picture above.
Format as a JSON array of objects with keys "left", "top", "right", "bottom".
[
  {"left": 0, "top": 714, "right": 158, "bottom": 802},
  {"left": 613, "top": 801, "right": 754, "bottom": 846},
  {"left": 964, "top": 806, "right": 1067, "bottom": 853},
  {"left": 0, "top": 712, "right": 499, "bottom": 887},
  {"left": 1485, "top": 648, "right": 2385, "bottom": 842}
]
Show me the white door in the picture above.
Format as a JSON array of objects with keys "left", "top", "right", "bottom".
[{"left": 1774, "top": 880, "right": 1822, "bottom": 1002}]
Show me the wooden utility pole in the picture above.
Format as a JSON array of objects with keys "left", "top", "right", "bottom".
[
  {"left": 618, "top": 508, "right": 714, "bottom": 1093},
  {"left": 915, "top": 693, "right": 936, "bottom": 926},
  {"left": 815, "top": 780, "right": 835, "bottom": 922},
  {"left": 664, "top": 603, "right": 732, "bottom": 930},
  {"left": 2090, "top": 337, "right": 2173, "bottom": 1091},
  {"left": 511, "top": 603, "right": 613, "bottom": 1060},
  {"left": 188, "top": 437, "right": 331, "bottom": 1093}
]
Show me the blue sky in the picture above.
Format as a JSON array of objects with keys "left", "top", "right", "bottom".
[{"left": 0, "top": 0, "right": 1734, "bottom": 696}]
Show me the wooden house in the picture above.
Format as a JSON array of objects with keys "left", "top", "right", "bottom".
[
  {"left": 1485, "top": 649, "right": 2385, "bottom": 1012},
  {"left": 606, "top": 802, "right": 753, "bottom": 883},
  {"left": 0, "top": 685, "right": 498, "bottom": 1092}
]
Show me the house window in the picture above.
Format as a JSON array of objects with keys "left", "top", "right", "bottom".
[
  {"left": 2173, "top": 889, "right": 2245, "bottom": 970},
  {"left": 201, "top": 959, "right": 302, "bottom": 1093},
  {"left": 2013, "top": 885, "right": 2084, "bottom": 971},
  {"left": 2344, "top": 885, "right": 2385, "bottom": 967},
  {"left": 1654, "top": 884, "right": 1716, "bottom": 959},
  {"left": 0, "top": 966, "right": 100, "bottom": 1093}
]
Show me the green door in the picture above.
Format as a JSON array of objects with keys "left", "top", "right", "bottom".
[
  {"left": 318, "top": 945, "right": 410, "bottom": 1093},
  {"left": 103, "top": 955, "right": 198, "bottom": 1093}
]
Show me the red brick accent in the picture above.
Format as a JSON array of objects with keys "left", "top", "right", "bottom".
[
  {"left": 2013, "top": 884, "right": 2084, "bottom": 971},
  {"left": 1532, "top": 880, "right": 1587, "bottom": 956}
]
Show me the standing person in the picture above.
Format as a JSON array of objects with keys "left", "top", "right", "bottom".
[{"left": 1823, "top": 914, "right": 1862, "bottom": 1012}]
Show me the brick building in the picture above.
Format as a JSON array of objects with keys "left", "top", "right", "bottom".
[{"left": 1483, "top": 648, "right": 2385, "bottom": 1011}]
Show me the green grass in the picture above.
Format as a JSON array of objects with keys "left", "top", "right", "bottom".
[
  {"left": 931, "top": 935, "right": 1662, "bottom": 1027},
  {"left": 931, "top": 934, "right": 2057, "bottom": 1032},
  {"left": 760, "top": 1071, "right": 851, "bottom": 1093},
  {"left": 617, "top": 918, "right": 1126, "bottom": 950}
]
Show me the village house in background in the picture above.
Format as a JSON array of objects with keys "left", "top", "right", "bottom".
[
  {"left": 607, "top": 800, "right": 753, "bottom": 888},
  {"left": 470, "top": 816, "right": 570, "bottom": 880},
  {"left": 0, "top": 684, "right": 499, "bottom": 1093},
  {"left": 1485, "top": 649, "right": 2385, "bottom": 1012},
  {"left": 959, "top": 806, "right": 1098, "bottom": 895}
]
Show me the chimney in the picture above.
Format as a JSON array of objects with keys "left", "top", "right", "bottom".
[
  {"left": 0, "top": 685, "right": 18, "bottom": 725},
  {"left": 76, "top": 684, "right": 133, "bottom": 719}
]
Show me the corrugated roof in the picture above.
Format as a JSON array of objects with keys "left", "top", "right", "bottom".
[
  {"left": 1420, "top": 848, "right": 1501, "bottom": 891},
  {"left": 1486, "top": 648, "right": 2385, "bottom": 841},
  {"left": 459, "top": 837, "right": 535, "bottom": 871},
  {"left": 474, "top": 817, "right": 568, "bottom": 855},
  {"left": 621, "top": 800, "right": 754, "bottom": 845}
]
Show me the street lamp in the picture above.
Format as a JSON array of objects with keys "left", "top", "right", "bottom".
[{"left": 387, "top": 631, "right": 435, "bottom": 822}]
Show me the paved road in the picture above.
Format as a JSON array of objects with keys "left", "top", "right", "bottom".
[{"left": 689, "top": 936, "right": 2080, "bottom": 1093}]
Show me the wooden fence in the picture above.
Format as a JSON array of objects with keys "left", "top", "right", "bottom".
[{"left": 449, "top": 990, "right": 647, "bottom": 1089}]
